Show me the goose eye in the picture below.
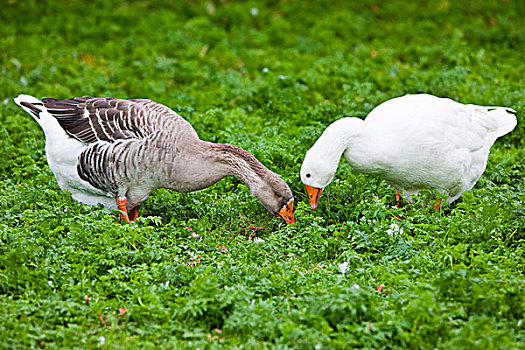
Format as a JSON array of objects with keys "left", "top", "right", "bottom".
[{"left": 306, "top": 173, "right": 311, "bottom": 178}]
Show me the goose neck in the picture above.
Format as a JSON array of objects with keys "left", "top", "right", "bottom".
[
  {"left": 315, "top": 117, "right": 363, "bottom": 159},
  {"left": 210, "top": 143, "right": 266, "bottom": 189}
]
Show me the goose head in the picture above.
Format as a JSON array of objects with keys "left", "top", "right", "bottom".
[
  {"left": 216, "top": 143, "right": 295, "bottom": 224},
  {"left": 300, "top": 147, "right": 338, "bottom": 210},
  {"left": 251, "top": 172, "right": 295, "bottom": 224},
  {"left": 300, "top": 117, "right": 362, "bottom": 209}
]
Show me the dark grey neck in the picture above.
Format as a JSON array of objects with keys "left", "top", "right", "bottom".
[
  {"left": 207, "top": 142, "right": 269, "bottom": 187},
  {"left": 157, "top": 141, "right": 267, "bottom": 193}
]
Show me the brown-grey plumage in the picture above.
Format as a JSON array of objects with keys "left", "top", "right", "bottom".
[{"left": 14, "top": 94, "right": 295, "bottom": 224}]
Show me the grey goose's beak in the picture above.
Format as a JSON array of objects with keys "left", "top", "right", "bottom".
[{"left": 276, "top": 198, "right": 295, "bottom": 224}]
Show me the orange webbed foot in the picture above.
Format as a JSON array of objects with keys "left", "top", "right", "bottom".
[
  {"left": 129, "top": 206, "right": 140, "bottom": 222},
  {"left": 432, "top": 198, "right": 442, "bottom": 211},
  {"left": 395, "top": 189, "right": 402, "bottom": 208},
  {"left": 116, "top": 197, "right": 130, "bottom": 223}
]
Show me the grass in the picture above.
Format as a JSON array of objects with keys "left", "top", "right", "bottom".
[{"left": 1, "top": 0, "right": 524, "bottom": 348}]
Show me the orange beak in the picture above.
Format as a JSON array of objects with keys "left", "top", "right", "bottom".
[
  {"left": 277, "top": 199, "right": 295, "bottom": 224},
  {"left": 305, "top": 184, "right": 323, "bottom": 210}
]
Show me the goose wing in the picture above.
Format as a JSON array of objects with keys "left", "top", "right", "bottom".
[
  {"left": 365, "top": 94, "right": 515, "bottom": 152},
  {"left": 39, "top": 97, "right": 177, "bottom": 144}
]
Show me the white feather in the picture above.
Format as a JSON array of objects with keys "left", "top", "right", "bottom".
[
  {"left": 301, "top": 94, "right": 517, "bottom": 203},
  {"left": 14, "top": 94, "right": 116, "bottom": 209}
]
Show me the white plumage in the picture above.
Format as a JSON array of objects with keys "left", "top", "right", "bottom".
[
  {"left": 14, "top": 95, "right": 115, "bottom": 208},
  {"left": 300, "top": 94, "right": 517, "bottom": 208}
]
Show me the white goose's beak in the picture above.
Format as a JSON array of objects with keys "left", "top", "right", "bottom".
[{"left": 305, "top": 184, "right": 323, "bottom": 210}]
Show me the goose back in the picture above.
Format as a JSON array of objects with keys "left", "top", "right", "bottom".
[
  {"left": 40, "top": 97, "right": 197, "bottom": 144},
  {"left": 19, "top": 96, "right": 200, "bottom": 206}
]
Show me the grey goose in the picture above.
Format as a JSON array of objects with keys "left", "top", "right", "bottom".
[{"left": 15, "top": 94, "right": 295, "bottom": 224}]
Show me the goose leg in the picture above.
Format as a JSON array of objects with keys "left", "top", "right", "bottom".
[
  {"left": 432, "top": 198, "right": 442, "bottom": 211},
  {"left": 116, "top": 197, "right": 130, "bottom": 223},
  {"left": 394, "top": 189, "right": 404, "bottom": 220},
  {"left": 129, "top": 206, "right": 140, "bottom": 222},
  {"left": 395, "top": 189, "right": 402, "bottom": 208}
]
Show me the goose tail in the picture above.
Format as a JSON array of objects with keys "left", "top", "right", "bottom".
[
  {"left": 467, "top": 103, "right": 517, "bottom": 138},
  {"left": 486, "top": 106, "right": 517, "bottom": 138},
  {"left": 14, "top": 94, "right": 73, "bottom": 141},
  {"left": 14, "top": 94, "right": 44, "bottom": 121}
]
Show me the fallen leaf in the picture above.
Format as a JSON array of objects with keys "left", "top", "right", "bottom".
[
  {"left": 79, "top": 53, "right": 95, "bottom": 65},
  {"left": 98, "top": 311, "right": 107, "bottom": 325},
  {"left": 199, "top": 44, "right": 209, "bottom": 58},
  {"left": 119, "top": 307, "right": 129, "bottom": 317}
]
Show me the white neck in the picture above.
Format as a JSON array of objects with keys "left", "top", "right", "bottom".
[
  {"left": 312, "top": 117, "right": 365, "bottom": 168},
  {"left": 301, "top": 118, "right": 367, "bottom": 189}
]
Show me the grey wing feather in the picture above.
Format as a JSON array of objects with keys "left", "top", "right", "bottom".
[
  {"left": 77, "top": 141, "right": 122, "bottom": 194},
  {"left": 34, "top": 96, "right": 191, "bottom": 195},
  {"left": 41, "top": 97, "right": 162, "bottom": 144}
]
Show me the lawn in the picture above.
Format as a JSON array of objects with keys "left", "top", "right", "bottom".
[{"left": 0, "top": 0, "right": 524, "bottom": 348}]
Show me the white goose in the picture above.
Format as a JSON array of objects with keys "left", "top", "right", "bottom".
[
  {"left": 300, "top": 94, "right": 517, "bottom": 209},
  {"left": 15, "top": 94, "right": 294, "bottom": 224}
]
